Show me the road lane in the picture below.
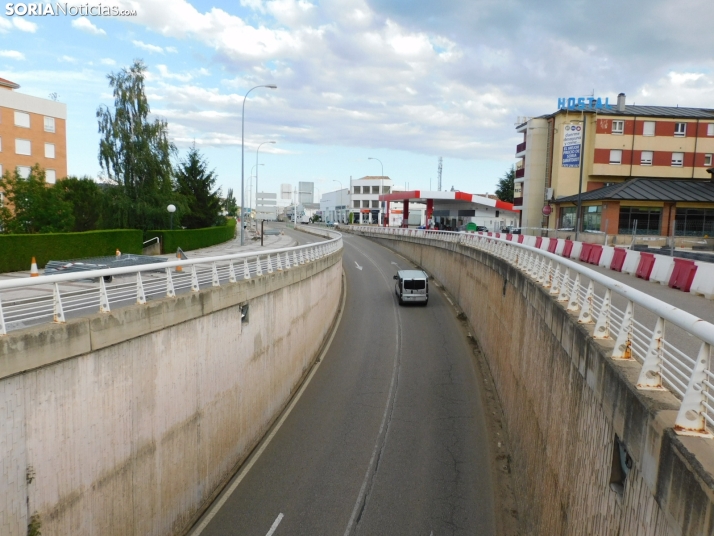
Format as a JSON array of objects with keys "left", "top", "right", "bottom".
[{"left": 191, "top": 231, "right": 496, "bottom": 536}]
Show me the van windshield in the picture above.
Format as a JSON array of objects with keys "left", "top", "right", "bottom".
[{"left": 404, "top": 279, "right": 426, "bottom": 290}]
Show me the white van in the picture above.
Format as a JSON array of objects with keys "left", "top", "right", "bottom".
[{"left": 393, "top": 270, "right": 429, "bottom": 306}]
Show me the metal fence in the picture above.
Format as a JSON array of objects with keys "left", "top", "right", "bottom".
[
  {"left": 0, "top": 229, "right": 342, "bottom": 335},
  {"left": 353, "top": 226, "right": 714, "bottom": 437}
]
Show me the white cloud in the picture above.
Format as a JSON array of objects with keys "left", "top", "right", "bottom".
[
  {"left": 100, "top": 58, "right": 117, "bottom": 66},
  {"left": 72, "top": 17, "right": 107, "bottom": 36},
  {"left": 165, "top": 46, "right": 178, "bottom": 53},
  {"left": 59, "top": 55, "right": 77, "bottom": 63},
  {"left": 0, "top": 17, "right": 11, "bottom": 33},
  {"left": 132, "top": 40, "right": 166, "bottom": 54},
  {"left": 0, "top": 50, "right": 25, "bottom": 61},
  {"left": 12, "top": 17, "right": 37, "bottom": 33},
  {"left": 156, "top": 64, "right": 193, "bottom": 82}
]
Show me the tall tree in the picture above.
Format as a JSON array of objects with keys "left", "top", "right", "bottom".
[
  {"left": 495, "top": 166, "right": 515, "bottom": 203},
  {"left": 223, "top": 188, "right": 238, "bottom": 217},
  {"left": 0, "top": 166, "right": 74, "bottom": 233},
  {"left": 175, "top": 145, "right": 223, "bottom": 228},
  {"left": 97, "top": 59, "right": 176, "bottom": 230},
  {"left": 57, "top": 176, "right": 103, "bottom": 231}
]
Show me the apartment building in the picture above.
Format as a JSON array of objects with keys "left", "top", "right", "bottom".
[
  {"left": 515, "top": 94, "right": 714, "bottom": 236},
  {"left": 0, "top": 77, "right": 67, "bottom": 183},
  {"left": 350, "top": 176, "right": 392, "bottom": 224}
]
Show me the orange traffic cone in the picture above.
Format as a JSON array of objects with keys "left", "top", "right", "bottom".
[
  {"left": 116, "top": 248, "right": 121, "bottom": 258},
  {"left": 175, "top": 251, "right": 183, "bottom": 272},
  {"left": 30, "top": 257, "right": 39, "bottom": 277}
]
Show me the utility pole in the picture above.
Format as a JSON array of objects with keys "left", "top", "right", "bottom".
[{"left": 437, "top": 157, "right": 443, "bottom": 191}]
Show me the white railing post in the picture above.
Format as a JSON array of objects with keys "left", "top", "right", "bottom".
[
  {"left": 136, "top": 272, "right": 147, "bottom": 305},
  {"left": 212, "top": 262, "right": 221, "bottom": 286},
  {"left": 267, "top": 255, "right": 274, "bottom": 274},
  {"left": 191, "top": 266, "right": 200, "bottom": 292},
  {"left": 557, "top": 268, "right": 571, "bottom": 302},
  {"left": 98, "top": 277, "right": 111, "bottom": 313},
  {"left": 229, "top": 261, "right": 237, "bottom": 283},
  {"left": 256, "top": 256, "right": 263, "bottom": 276},
  {"left": 0, "top": 296, "right": 6, "bottom": 335},
  {"left": 165, "top": 268, "right": 176, "bottom": 298},
  {"left": 567, "top": 273, "right": 581, "bottom": 312},
  {"left": 637, "top": 317, "right": 665, "bottom": 390},
  {"left": 675, "top": 343, "right": 713, "bottom": 437},
  {"left": 293, "top": 250, "right": 299, "bottom": 267},
  {"left": 285, "top": 251, "right": 291, "bottom": 269},
  {"left": 277, "top": 253, "right": 283, "bottom": 271},
  {"left": 53, "top": 283, "right": 66, "bottom": 323},
  {"left": 578, "top": 281, "right": 595, "bottom": 324},
  {"left": 243, "top": 258, "right": 251, "bottom": 280},
  {"left": 550, "top": 264, "right": 561, "bottom": 295},
  {"left": 612, "top": 301, "right": 634, "bottom": 360},
  {"left": 593, "top": 289, "right": 612, "bottom": 339}
]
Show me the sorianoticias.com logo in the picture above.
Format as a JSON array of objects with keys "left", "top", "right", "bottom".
[{"left": 5, "top": 3, "right": 137, "bottom": 16}]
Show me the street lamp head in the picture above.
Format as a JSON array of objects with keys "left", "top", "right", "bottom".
[
  {"left": 265, "top": 85, "right": 277, "bottom": 89},
  {"left": 167, "top": 204, "right": 176, "bottom": 213},
  {"left": 269, "top": 141, "right": 276, "bottom": 144}
]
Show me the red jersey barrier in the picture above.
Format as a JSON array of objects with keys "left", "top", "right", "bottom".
[
  {"left": 587, "top": 244, "right": 603, "bottom": 265},
  {"left": 610, "top": 248, "right": 628, "bottom": 272},
  {"left": 534, "top": 236, "right": 543, "bottom": 248},
  {"left": 579, "top": 243, "right": 593, "bottom": 262},
  {"left": 547, "top": 239, "right": 558, "bottom": 254},
  {"left": 636, "top": 252, "right": 656, "bottom": 281},
  {"left": 669, "top": 258, "right": 698, "bottom": 292},
  {"left": 517, "top": 235, "right": 524, "bottom": 243},
  {"left": 562, "top": 240, "right": 574, "bottom": 258}
]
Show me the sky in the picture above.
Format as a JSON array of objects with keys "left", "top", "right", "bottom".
[{"left": 2, "top": 0, "right": 713, "bottom": 205}]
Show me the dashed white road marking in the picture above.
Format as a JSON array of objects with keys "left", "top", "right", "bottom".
[{"left": 266, "top": 513, "right": 284, "bottom": 536}]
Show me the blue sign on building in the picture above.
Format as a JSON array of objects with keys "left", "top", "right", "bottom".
[
  {"left": 562, "top": 124, "right": 583, "bottom": 168},
  {"left": 558, "top": 97, "right": 612, "bottom": 111}
]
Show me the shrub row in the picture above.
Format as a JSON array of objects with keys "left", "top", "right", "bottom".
[
  {"left": 0, "top": 229, "right": 143, "bottom": 273},
  {"left": 144, "top": 219, "right": 236, "bottom": 254}
]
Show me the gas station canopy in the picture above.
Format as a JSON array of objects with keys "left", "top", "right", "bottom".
[{"left": 379, "top": 190, "right": 516, "bottom": 211}]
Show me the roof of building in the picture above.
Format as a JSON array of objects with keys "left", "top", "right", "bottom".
[
  {"left": 380, "top": 189, "right": 517, "bottom": 211},
  {"left": 355, "top": 176, "right": 391, "bottom": 181},
  {"left": 0, "top": 77, "right": 20, "bottom": 89},
  {"left": 554, "top": 105, "right": 714, "bottom": 119},
  {"left": 556, "top": 178, "right": 714, "bottom": 203}
]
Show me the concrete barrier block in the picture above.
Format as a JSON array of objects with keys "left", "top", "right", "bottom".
[
  {"left": 540, "top": 237, "right": 551, "bottom": 251},
  {"left": 555, "top": 240, "right": 565, "bottom": 255},
  {"left": 569, "top": 241, "right": 583, "bottom": 260},
  {"left": 622, "top": 250, "right": 641, "bottom": 274},
  {"left": 690, "top": 262, "right": 714, "bottom": 299},
  {"left": 649, "top": 255, "right": 676, "bottom": 285},
  {"left": 599, "top": 246, "right": 616, "bottom": 268}
]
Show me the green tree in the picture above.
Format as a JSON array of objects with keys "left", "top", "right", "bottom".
[
  {"left": 495, "top": 166, "right": 515, "bottom": 203},
  {"left": 57, "top": 176, "right": 103, "bottom": 231},
  {"left": 97, "top": 59, "right": 176, "bottom": 230},
  {"left": 0, "top": 166, "right": 74, "bottom": 233},
  {"left": 223, "top": 188, "right": 238, "bottom": 217},
  {"left": 175, "top": 146, "right": 223, "bottom": 228}
]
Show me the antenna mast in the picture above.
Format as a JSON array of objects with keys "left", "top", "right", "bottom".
[{"left": 437, "top": 157, "right": 443, "bottom": 191}]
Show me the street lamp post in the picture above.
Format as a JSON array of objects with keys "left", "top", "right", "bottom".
[
  {"left": 167, "top": 204, "right": 176, "bottom": 230},
  {"left": 368, "top": 157, "right": 384, "bottom": 226},
  {"left": 241, "top": 84, "right": 277, "bottom": 246},
  {"left": 255, "top": 140, "right": 275, "bottom": 230},
  {"left": 333, "top": 179, "right": 342, "bottom": 223}
]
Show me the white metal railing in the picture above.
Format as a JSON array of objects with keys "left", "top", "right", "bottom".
[
  {"left": 0, "top": 229, "right": 342, "bottom": 336},
  {"left": 353, "top": 226, "right": 714, "bottom": 437}
]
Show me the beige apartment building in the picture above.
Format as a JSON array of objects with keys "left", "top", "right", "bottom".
[
  {"left": 515, "top": 94, "right": 714, "bottom": 237},
  {"left": 0, "top": 77, "right": 67, "bottom": 184}
]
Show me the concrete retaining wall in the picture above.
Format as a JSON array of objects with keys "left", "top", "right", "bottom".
[
  {"left": 0, "top": 251, "right": 342, "bottom": 536},
  {"left": 354, "top": 230, "right": 714, "bottom": 536}
]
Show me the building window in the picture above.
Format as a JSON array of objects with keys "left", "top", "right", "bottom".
[
  {"left": 640, "top": 151, "right": 653, "bottom": 165},
  {"left": 675, "top": 208, "right": 714, "bottom": 237},
  {"left": 582, "top": 205, "right": 602, "bottom": 232},
  {"left": 0, "top": 137, "right": 2, "bottom": 152},
  {"left": 353, "top": 186, "right": 361, "bottom": 194},
  {"left": 44, "top": 116, "right": 55, "bottom": 133},
  {"left": 16, "top": 166, "right": 31, "bottom": 179},
  {"left": 643, "top": 121, "right": 655, "bottom": 136},
  {"left": 559, "top": 207, "right": 576, "bottom": 229},
  {"left": 15, "top": 139, "right": 31, "bottom": 155},
  {"left": 619, "top": 206, "right": 662, "bottom": 235},
  {"left": 353, "top": 200, "right": 360, "bottom": 208},
  {"left": 371, "top": 200, "right": 379, "bottom": 208},
  {"left": 382, "top": 186, "right": 391, "bottom": 194},
  {"left": 45, "top": 143, "right": 55, "bottom": 159},
  {"left": 14, "top": 111, "right": 30, "bottom": 128},
  {"left": 362, "top": 200, "right": 370, "bottom": 208},
  {"left": 612, "top": 120, "right": 624, "bottom": 134},
  {"left": 45, "top": 169, "right": 56, "bottom": 184},
  {"left": 371, "top": 186, "right": 379, "bottom": 194},
  {"left": 672, "top": 152, "right": 684, "bottom": 167},
  {"left": 609, "top": 150, "right": 622, "bottom": 164},
  {"left": 674, "top": 123, "right": 686, "bottom": 137},
  {"left": 705, "top": 154, "right": 713, "bottom": 167},
  {"left": 708, "top": 123, "right": 714, "bottom": 136}
]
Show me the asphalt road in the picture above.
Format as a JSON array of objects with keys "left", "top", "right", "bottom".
[{"left": 191, "top": 231, "right": 496, "bottom": 536}]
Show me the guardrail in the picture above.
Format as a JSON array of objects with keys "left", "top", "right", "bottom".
[
  {"left": 0, "top": 230, "right": 342, "bottom": 335},
  {"left": 353, "top": 226, "right": 714, "bottom": 437}
]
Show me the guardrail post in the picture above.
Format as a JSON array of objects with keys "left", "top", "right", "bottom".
[
  {"left": 593, "top": 289, "right": 612, "bottom": 339},
  {"left": 98, "top": 277, "right": 111, "bottom": 313},
  {"left": 567, "top": 273, "right": 581, "bottom": 312},
  {"left": 557, "top": 269, "right": 571, "bottom": 302},
  {"left": 612, "top": 301, "right": 634, "bottom": 359},
  {"left": 578, "top": 281, "right": 595, "bottom": 324},
  {"left": 543, "top": 260, "right": 554, "bottom": 288},
  {"left": 0, "top": 297, "right": 7, "bottom": 335},
  {"left": 285, "top": 251, "right": 291, "bottom": 269},
  {"left": 212, "top": 262, "right": 221, "bottom": 285},
  {"left": 637, "top": 317, "right": 665, "bottom": 390},
  {"left": 136, "top": 273, "right": 147, "bottom": 304},
  {"left": 299, "top": 250, "right": 305, "bottom": 265},
  {"left": 256, "top": 256, "right": 263, "bottom": 276},
  {"left": 266, "top": 255, "right": 274, "bottom": 274},
  {"left": 165, "top": 268, "right": 176, "bottom": 298},
  {"left": 243, "top": 258, "right": 251, "bottom": 280},
  {"left": 191, "top": 266, "right": 200, "bottom": 292},
  {"left": 675, "top": 343, "right": 713, "bottom": 437},
  {"left": 229, "top": 261, "right": 237, "bottom": 283},
  {"left": 277, "top": 253, "right": 283, "bottom": 271},
  {"left": 293, "top": 250, "right": 299, "bottom": 267},
  {"left": 53, "top": 283, "right": 66, "bottom": 323},
  {"left": 550, "top": 264, "right": 561, "bottom": 295}
]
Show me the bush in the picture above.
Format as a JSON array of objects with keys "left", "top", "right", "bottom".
[
  {"left": 0, "top": 229, "right": 143, "bottom": 273},
  {"left": 145, "top": 219, "right": 236, "bottom": 254}
]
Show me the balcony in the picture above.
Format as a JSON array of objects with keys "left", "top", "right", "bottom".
[
  {"left": 515, "top": 168, "right": 525, "bottom": 179},
  {"left": 515, "top": 141, "right": 526, "bottom": 156},
  {"left": 513, "top": 197, "right": 523, "bottom": 207}
]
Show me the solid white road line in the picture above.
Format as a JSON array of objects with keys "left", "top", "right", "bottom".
[
  {"left": 265, "top": 513, "right": 284, "bottom": 536},
  {"left": 187, "top": 272, "right": 348, "bottom": 536}
]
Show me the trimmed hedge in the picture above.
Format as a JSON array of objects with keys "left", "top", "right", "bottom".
[
  {"left": 0, "top": 229, "right": 143, "bottom": 273},
  {"left": 145, "top": 219, "right": 236, "bottom": 254}
]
